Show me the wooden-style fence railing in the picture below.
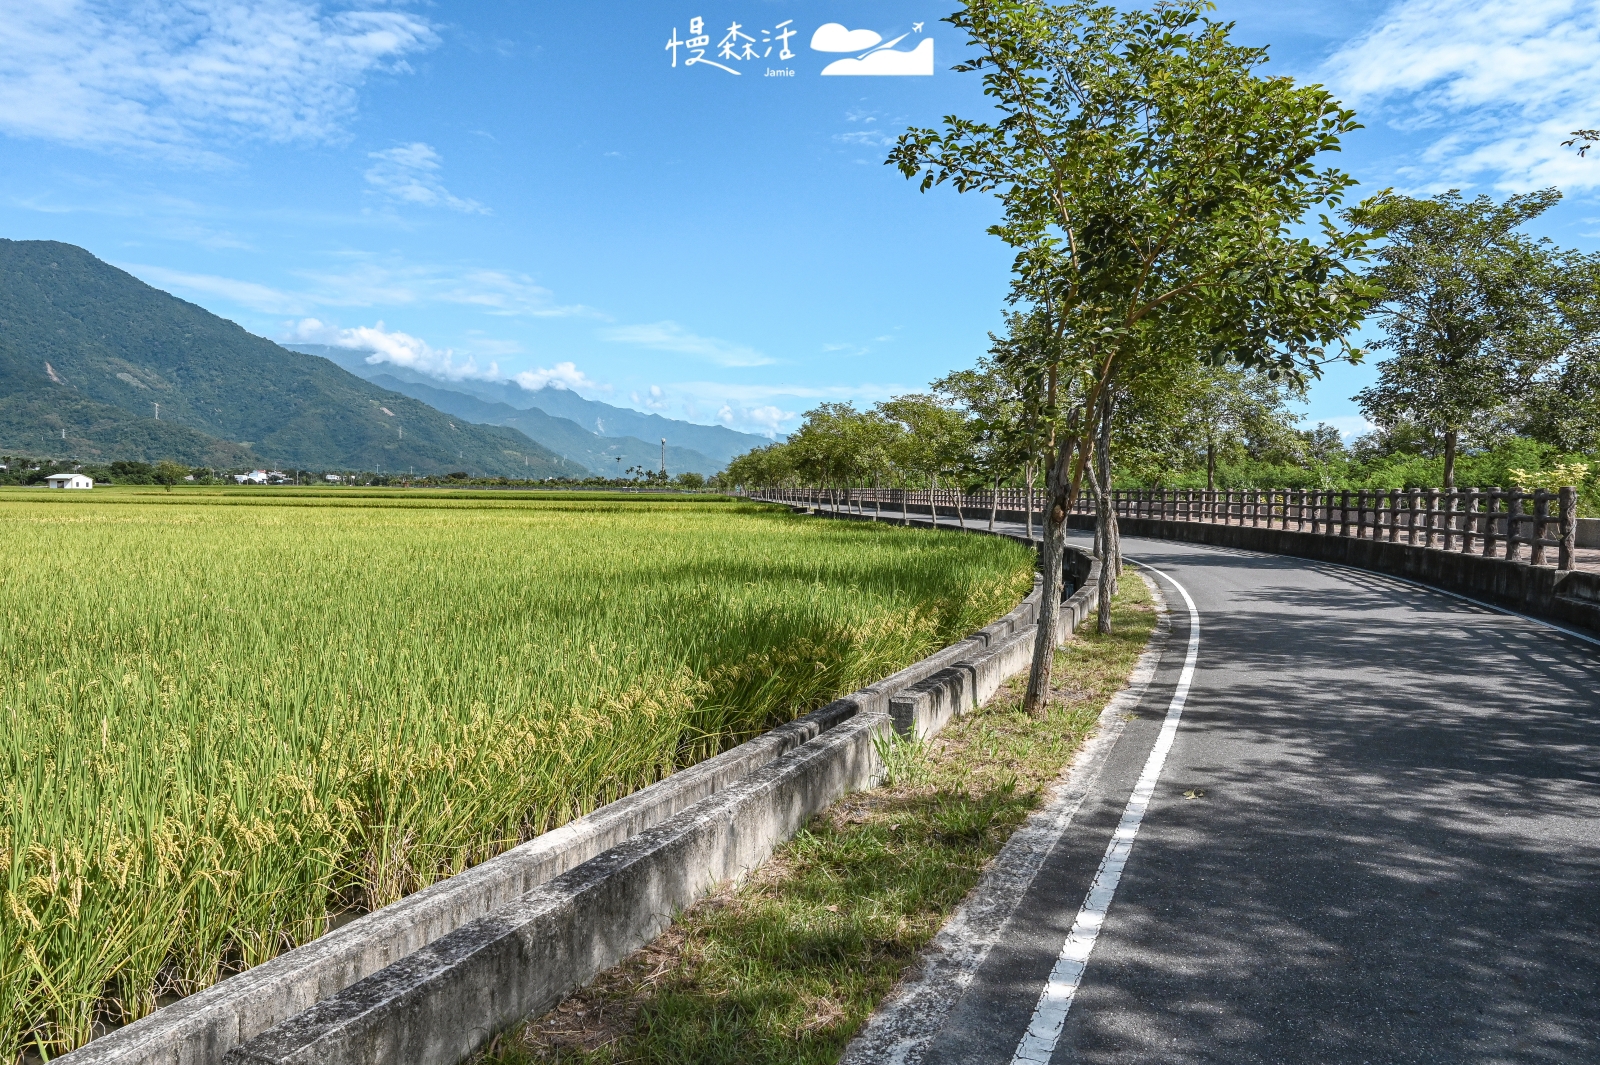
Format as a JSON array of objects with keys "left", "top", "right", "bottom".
[{"left": 749, "top": 485, "right": 1581, "bottom": 570}]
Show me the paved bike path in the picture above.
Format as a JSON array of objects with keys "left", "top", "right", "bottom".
[{"left": 888, "top": 527, "right": 1600, "bottom": 1063}]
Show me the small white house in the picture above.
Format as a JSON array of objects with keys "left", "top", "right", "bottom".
[
  {"left": 324, "top": 473, "right": 343, "bottom": 483},
  {"left": 45, "top": 473, "right": 93, "bottom": 489},
  {"left": 233, "top": 469, "right": 269, "bottom": 485}
]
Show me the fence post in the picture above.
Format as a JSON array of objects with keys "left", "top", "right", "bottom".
[
  {"left": 1531, "top": 489, "right": 1550, "bottom": 567},
  {"left": 1559, "top": 486, "right": 1576, "bottom": 570},
  {"left": 1402, "top": 489, "right": 1418, "bottom": 545},
  {"left": 1507, "top": 489, "right": 1524, "bottom": 561},
  {"left": 1422, "top": 488, "right": 1438, "bottom": 548},
  {"left": 1462, "top": 489, "right": 1478, "bottom": 554},
  {"left": 1442, "top": 488, "right": 1457, "bottom": 551},
  {"left": 1481, "top": 489, "right": 1498, "bottom": 556}
]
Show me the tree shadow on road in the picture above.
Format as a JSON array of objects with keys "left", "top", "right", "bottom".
[{"left": 1055, "top": 538, "right": 1600, "bottom": 1064}]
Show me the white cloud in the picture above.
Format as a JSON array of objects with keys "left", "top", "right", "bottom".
[
  {"left": 836, "top": 129, "right": 895, "bottom": 147},
  {"left": 126, "top": 256, "right": 591, "bottom": 319},
  {"left": 810, "top": 23, "right": 883, "bottom": 52},
  {"left": 125, "top": 263, "right": 305, "bottom": 312},
  {"left": 600, "top": 321, "right": 774, "bottom": 367},
  {"left": 514, "top": 362, "right": 596, "bottom": 392},
  {"left": 631, "top": 384, "right": 671, "bottom": 410},
  {"left": 652, "top": 380, "right": 904, "bottom": 437},
  {"left": 1324, "top": 0, "right": 1600, "bottom": 190},
  {"left": 745, "top": 405, "right": 791, "bottom": 435},
  {"left": 289, "top": 316, "right": 601, "bottom": 393},
  {"left": 364, "top": 142, "right": 487, "bottom": 213},
  {"left": 287, "top": 317, "right": 497, "bottom": 380},
  {"left": 0, "top": 0, "right": 437, "bottom": 162},
  {"left": 669, "top": 380, "right": 902, "bottom": 403}
]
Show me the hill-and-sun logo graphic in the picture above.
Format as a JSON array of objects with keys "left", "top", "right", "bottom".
[{"left": 665, "top": 18, "right": 932, "bottom": 77}]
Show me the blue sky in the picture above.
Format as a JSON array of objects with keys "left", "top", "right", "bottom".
[{"left": 3, "top": 1, "right": 1599, "bottom": 440}]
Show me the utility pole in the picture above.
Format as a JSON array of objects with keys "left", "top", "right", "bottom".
[
  {"left": 153, "top": 402, "right": 159, "bottom": 421},
  {"left": 660, "top": 438, "right": 666, "bottom": 479}
]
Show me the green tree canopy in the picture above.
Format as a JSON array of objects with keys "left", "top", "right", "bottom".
[
  {"left": 1348, "top": 187, "right": 1600, "bottom": 487},
  {"left": 890, "top": 0, "right": 1371, "bottom": 699}
]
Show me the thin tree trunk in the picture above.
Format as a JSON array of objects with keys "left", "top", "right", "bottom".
[
  {"left": 1024, "top": 459, "right": 1035, "bottom": 544},
  {"left": 1206, "top": 438, "right": 1216, "bottom": 493},
  {"left": 902, "top": 475, "right": 909, "bottom": 526},
  {"left": 930, "top": 473, "right": 939, "bottom": 528},
  {"left": 989, "top": 476, "right": 998, "bottom": 532},
  {"left": 1024, "top": 438, "right": 1075, "bottom": 714},
  {"left": 956, "top": 476, "right": 967, "bottom": 531},
  {"left": 875, "top": 472, "right": 881, "bottom": 520},
  {"left": 1093, "top": 395, "right": 1119, "bottom": 634},
  {"left": 1442, "top": 428, "right": 1458, "bottom": 490}
]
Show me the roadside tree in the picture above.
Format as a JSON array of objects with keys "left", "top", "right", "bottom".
[
  {"left": 1349, "top": 188, "right": 1600, "bottom": 488},
  {"left": 891, "top": 0, "right": 1371, "bottom": 706}
]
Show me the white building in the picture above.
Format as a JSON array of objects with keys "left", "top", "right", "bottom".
[
  {"left": 232, "top": 469, "right": 269, "bottom": 485},
  {"left": 45, "top": 473, "right": 93, "bottom": 489},
  {"left": 324, "top": 473, "right": 343, "bottom": 483}
]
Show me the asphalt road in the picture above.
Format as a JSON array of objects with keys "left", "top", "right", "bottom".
[{"left": 895, "top": 526, "right": 1600, "bottom": 1064}]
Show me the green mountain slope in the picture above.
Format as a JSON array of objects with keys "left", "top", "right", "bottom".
[
  {"left": 0, "top": 240, "right": 586, "bottom": 477},
  {"left": 366, "top": 373, "right": 723, "bottom": 475}
]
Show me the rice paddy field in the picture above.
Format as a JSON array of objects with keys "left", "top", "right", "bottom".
[{"left": 0, "top": 488, "right": 1035, "bottom": 1059}]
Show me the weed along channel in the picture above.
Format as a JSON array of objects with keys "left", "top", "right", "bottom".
[
  {"left": 0, "top": 489, "right": 1034, "bottom": 1061},
  {"left": 475, "top": 571, "right": 1160, "bottom": 1065}
]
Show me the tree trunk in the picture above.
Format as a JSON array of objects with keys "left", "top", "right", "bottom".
[
  {"left": 955, "top": 478, "right": 967, "bottom": 531},
  {"left": 989, "top": 476, "right": 999, "bottom": 532},
  {"left": 1093, "top": 396, "right": 1119, "bottom": 635},
  {"left": 1023, "top": 440, "right": 1076, "bottom": 714},
  {"left": 1442, "top": 428, "right": 1458, "bottom": 490},
  {"left": 930, "top": 473, "right": 939, "bottom": 527},
  {"left": 1206, "top": 438, "right": 1216, "bottom": 493},
  {"left": 874, "top": 472, "right": 882, "bottom": 520},
  {"left": 1024, "top": 459, "right": 1035, "bottom": 544}
]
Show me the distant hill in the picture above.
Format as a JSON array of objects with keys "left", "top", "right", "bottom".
[
  {"left": 0, "top": 240, "right": 585, "bottom": 477},
  {"left": 366, "top": 374, "right": 723, "bottom": 476},
  {"left": 292, "top": 344, "right": 772, "bottom": 467}
]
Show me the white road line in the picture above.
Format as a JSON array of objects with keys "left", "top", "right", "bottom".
[{"left": 1009, "top": 562, "right": 1200, "bottom": 1065}]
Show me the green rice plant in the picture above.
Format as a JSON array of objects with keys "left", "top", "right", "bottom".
[{"left": 0, "top": 493, "right": 1032, "bottom": 1058}]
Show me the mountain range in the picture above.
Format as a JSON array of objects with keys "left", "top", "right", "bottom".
[
  {"left": 361, "top": 373, "right": 722, "bottom": 476},
  {"left": 291, "top": 344, "right": 768, "bottom": 470},
  {"left": 0, "top": 239, "right": 768, "bottom": 476}
]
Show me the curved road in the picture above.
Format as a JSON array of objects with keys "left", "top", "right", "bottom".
[{"left": 859, "top": 524, "right": 1600, "bottom": 1064}]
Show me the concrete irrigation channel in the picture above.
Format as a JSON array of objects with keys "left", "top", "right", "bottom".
[{"left": 59, "top": 515, "right": 1100, "bottom": 1065}]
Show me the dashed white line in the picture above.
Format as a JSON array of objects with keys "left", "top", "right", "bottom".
[{"left": 1009, "top": 563, "right": 1201, "bottom": 1065}]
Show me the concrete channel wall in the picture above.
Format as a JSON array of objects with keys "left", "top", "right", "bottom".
[{"left": 66, "top": 516, "right": 1095, "bottom": 1065}]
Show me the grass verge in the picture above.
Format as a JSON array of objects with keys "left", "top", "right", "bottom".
[{"left": 475, "top": 569, "right": 1159, "bottom": 1065}]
